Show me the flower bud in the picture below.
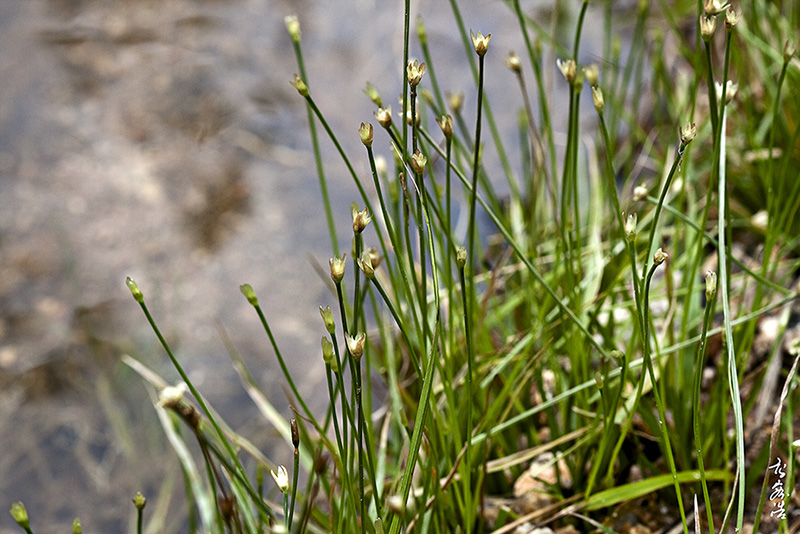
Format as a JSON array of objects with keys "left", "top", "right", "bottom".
[
  {"left": 456, "top": 246, "right": 467, "bottom": 268},
  {"left": 271, "top": 465, "right": 289, "bottom": 493},
  {"left": 724, "top": 7, "right": 739, "bottom": 29},
  {"left": 625, "top": 213, "right": 637, "bottom": 242},
  {"left": 784, "top": 40, "right": 798, "bottom": 63},
  {"left": 319, "top": 306, "right": 335, "bottom": 333},
  {"left": 447, "top": 92, "right": 464, "bottom": 114},
  {"left": 73, "top": 518, "right": 82, "bottom": 534},
  {"left": 126, "top": 276, "right": 144, "bottom": 303},
  {"left": 705, "top": 271, "right": 717, "bottom": 301},
  {"left": 556, "top": 58, "right": 577, "bottom": 85},
  {"left": 704, "top": 0, "right": 728, "bottom": 16},
  {"left": 240, "top": 283, "right": 259, "bottom": 306},
  {"left": 357, "top": 250, "right": 375, "bottom": 279},
  {"left": 133, "top": 492, "right": 147, "bottom": 511},
  {"left": 291, "top": 418, "right": 300, "bottom": 449},
  {"left": 680, "top": 122, "right": 697, "bottom": 145},
  {"left": 700, "top": 15, "right": 716, "bottom": 42},
  {"left": 284, "top": 15, "right": 300, "bottom": 42},
  {"left": 653, "top": 248, "right": 669, "bottom": 266},
  {"left": 374, "top": 106, "right": 392, "bottom": 129},
  {"left": 633, "top": 185, "right": 649, "bottom": 201},
  {"left": 583, "top": 64, "right": 599, "bottom": 87},
  {"left": 352, "top": 206, "right": 372, "bottom": 234},
  {"left": 10, "top": 502, "right": 30, "bottom": 529},
  {"left": 435, "top": 115, "right": 453, "bottom": 139},
  {"left": 321, "top": 336, "right": 334, "bottom": 364},
  {"left": 470, "top": 30, "right": 491, "bottom": 56},
  {"left": 158, "top": 383, "right": 188, "bottom": 409},
  {"left": 359, "top": 122, "right": 373, "bottom": 147},
  {"left": 505, "top": 51, "right": 522, "bottom": 73},
  {"left": 410, "top": 150, "right": 427, "bottom": 175},
  {"left": 364, "top": 82, "right": 382, "bottom": 108},
  {"left": 290, "top": 74, "right": 309, "bottom": 97},
  {"left": 591, "top": 86, "right": 604, "bottom": 113},
  {"left": 595, "top": 371, "right": 604, "bottom": 390},
  {"left": 407, "top": 59, "right": 426, "bottom": 87},
  {"left": 715, "top": 81, "right": 738, "bottom": 104},
  {"left": 329, "top": 254, "right": 347, "bottom": 283},
  {"left": 346, "top": 333, "right": 366, "bottom": 360}
]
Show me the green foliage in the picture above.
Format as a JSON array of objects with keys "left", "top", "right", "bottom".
[{"left": 113, "top": 1, "right": 800, "bottom": 533}]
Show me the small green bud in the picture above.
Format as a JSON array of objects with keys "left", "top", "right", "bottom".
[
  {"left": 73, "top": 517, "right": 82, "bottom": 534},
  {"left": 240, "top": 283, "right": 259, "bottom": 306},
  {"left": 456, "top": 246, "right": 467, "bottom": 269},
  {"left": 470, "top": 30, "right": 491, "bottom": 56},
  {"left": 591, "top": 86, "right": 604, "bottom": 113},
  {"left": 329, "top": 254, "right": 346, "bottom": 283},
  {"left": 416, "top": 16, "right": 427, "bottom": 44},
  {"left": 133, "top": 492, "right": 146, "bottom": 511},
  {"left": 705, "top": 271, "right": 717, "bottom": 301},
  {"left": 10, "top": 502, "right": 30, "bottom": 529},
  {"left": 319, "top": 306, "right": 335, "bottom": 334},
  {"left": 595, "top": 371, "right": 604, "bottom": 390},
  {"left": 290, "top": 74, "right": 309, "bottom": 97},
  {"left": 284, "top": 15, "right": 300, "bottom": 42},
  {"left": 126, "top": 276, "right": 144, "bottom": 303},
  {"left": 321, "top": 336, "right": 334, "bottom": 364},
  {"left": 359, "top": 122, "right": 373, "bottom": 147},
  {"left": 364, "top": 82, "right": 382, "bottom": 108}
]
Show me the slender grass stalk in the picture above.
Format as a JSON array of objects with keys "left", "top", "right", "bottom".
[
  {"left": 126, "top": 278, "right": 255, "bottom": 498},
  {"left": 286, "top": 16, "right": 338, "bottom": 256},
  {"left": 692, "top": 272, "right": 717, "bottom": 534},
  {"left": 458, "top": 248, "right": 475, "bottom": 533},
  {"left": 288, "top": 420, "right": 300, "bottom": 532},
  {"left": 717, "top": 107, "right": 746, "bottom": 533}
]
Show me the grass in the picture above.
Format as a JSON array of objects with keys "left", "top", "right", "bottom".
[{"left": 10, "top": 0, "right": 800, "bottom": 532}]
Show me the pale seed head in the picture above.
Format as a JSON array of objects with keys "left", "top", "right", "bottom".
[
  {"left": 359, "top": 122, "right": 373, "bottom": 147},
  {"left": 290, "top": 74, "right": 309, "bottom": 97},
  {"left": 410, "top": 149, "right": 427, "bottom": 175},
  {"left": 470, "top": 30, "right": 491, "bottom": 56},
  {"left": 407, "top": 59, "right": 426, "bottom": 87},
  {"left": 329, "top": 254, "right": 346, "bottom": 283},
  {"left": 505, "top": 51, "right": 522, "bottom": 73},
  {"left": 374, "top": 105, "right": 392, "bottom": 129},
  {"left": 556, "top": 58, "right": 577, "bottom": 85},
  {"left": 284, "top": 15, "right": 300, "bottom": 42},
  {"left": 591, "top": 86, "right": 604, "bottom": 113}
]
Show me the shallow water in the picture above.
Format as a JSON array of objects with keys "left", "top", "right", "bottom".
[{"left": 0, "top": 0, "right": 625, "bottom": 530}]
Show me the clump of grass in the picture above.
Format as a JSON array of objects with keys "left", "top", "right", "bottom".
[{"left": 12, "top": 1, "right": 794, "bottom": 533}]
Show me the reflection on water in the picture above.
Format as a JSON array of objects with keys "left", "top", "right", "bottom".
[{"left": 0, "top": 0, "right": 617, "bottom": 530}]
